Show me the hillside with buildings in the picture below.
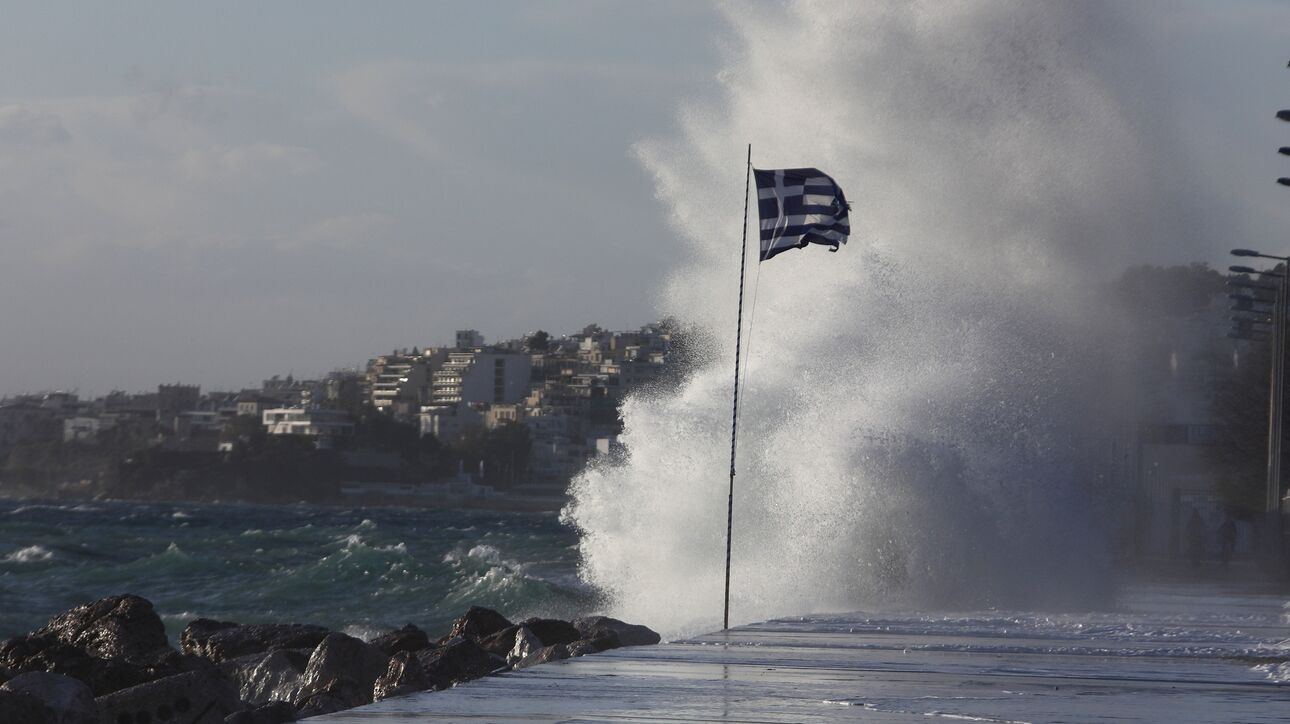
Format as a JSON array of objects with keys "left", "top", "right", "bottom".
[{"left": 0, "top": 322, "right": 684, "bottom": 509}]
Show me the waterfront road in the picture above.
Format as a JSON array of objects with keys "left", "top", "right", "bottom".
[{"left": 318, "top": 577, "right": 1289, "bottom": 722}]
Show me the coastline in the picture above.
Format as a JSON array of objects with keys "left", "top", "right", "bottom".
[
  {"left": 0, "top": 593, "right": 660, "bottom": 722},
  {"left": 0, "top": 484, "right": 569, "bottom": 514}
]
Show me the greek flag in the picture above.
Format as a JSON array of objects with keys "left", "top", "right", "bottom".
[{"left": 754, "top": 168, "right": 850, "bottom": 261}]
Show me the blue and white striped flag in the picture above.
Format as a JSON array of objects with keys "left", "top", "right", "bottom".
[{"left": 753, "top": 168, "right": 850, "bottom": 261}]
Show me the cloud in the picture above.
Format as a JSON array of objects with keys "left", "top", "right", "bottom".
[
  {"left": 279, "top": 212, "right": 393, "bottom": 251},
  {"left": 178, "top": 142, "right": 321, "bottom": 181},
  {"left": 0, "top": 105, "right": 71, "bottom": 145},
  {"left": 329, "top": 62, "right": 445, "bottom": 161},
  {"left": 326, "top": 58, "right": 703, "bottom": 167}
]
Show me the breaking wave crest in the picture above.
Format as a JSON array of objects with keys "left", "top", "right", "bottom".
[{"left": 4, "top": 545, "right": 54, "bottom": 564}]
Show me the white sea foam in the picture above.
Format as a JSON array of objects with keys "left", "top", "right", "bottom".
[
  {"left": 565, "top": 1, "right": 1194, "bottom": 638},
  {"left": 4, "top": 545, "right": 53, "bottom": 563}
]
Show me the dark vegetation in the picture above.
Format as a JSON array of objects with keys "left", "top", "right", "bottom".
[{"left": 0, "top": 410, "right": 534, "bottom": 505}]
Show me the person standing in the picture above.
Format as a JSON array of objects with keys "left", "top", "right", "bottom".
[
  {"left": 1186, "top": 509, "right": 1206, "bottom": 570},
  {"left": 1219, "top": 516, "right": 1238, "bottom": 567}
]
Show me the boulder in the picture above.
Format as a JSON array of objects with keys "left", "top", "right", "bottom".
[
  {"left": 219, "top": 649, "right": 308, "bottom": 705},
  {"left": 181, "top": 620, "right": 331, "bottom": 663},
  {"left": 566, "top": 639, "right": 608, "bottom": 658},
  {"left": 421, "top": 637, "right": 505, "bottom": 687},
  {"left": 519, "top": 618, "right": 581, "bottom": 648},
  {"left": 572, "top": 616, "right": 661, "bottom": 648},
  {"left": 294, "top": 680, "right": 369, "bottom": 718},
  {"left": 34, "top": 594, "right": 169, "bottom": 662},
  {"left": 0, "top": 689, "right": 56, "bottom": 724},
  {"left": 477, "top": 625, "right": 521, "bottom": 658},
  {"left": 224, "top": 700, "right": 296, "bottom": 724},
  {"left": 96, "top": 668, "right": 243, "bottom": 724},
  {"left": 506, "top": 626, "right": 544, "bottom": 666},
  {"left": 446, "top": 606, "right": 513, "bottom": 642},
  {"left": 368, "top": 624, "right": 429, "bottom": 656},
  {"left": 514, "top": 644, "right": 570, "bottom": 670},
  {"left": 0, "top": 594, "right": 190, "bottom": 696},
  {"left": 371, "top": 650, "right": 432, "bottom": 702},
  {"left": 0, "top": 672, "right": 96, "bottom": 724},
  {"left": 292, "top": 633, "right": 389, "bottom": 715},
  {"left": 0, "top": 633, "right": 188, "bottom": 696}
]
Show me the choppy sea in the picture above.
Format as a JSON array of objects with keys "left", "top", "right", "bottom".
[{"left": 0, "top": 498, "right": 588, "bottom": 642}]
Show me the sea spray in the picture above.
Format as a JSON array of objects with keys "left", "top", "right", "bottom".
[{"left": 564, "top": 1, "right": 1180, "bottom": 638}]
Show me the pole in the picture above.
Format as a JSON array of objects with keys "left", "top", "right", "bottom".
[
  {"left": 1265, "top": 268, "right": 1286, "bottom": 564},
  {"left": 724, "top": 144, "right": 751, "bottom": 630},
  {"left": 1274, "top": 270, "right": 1288, "bottom": 564}
]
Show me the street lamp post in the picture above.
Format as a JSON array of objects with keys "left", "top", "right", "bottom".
[{"left": 1229, "top": 251, "right": 1290, "bottom": 567}]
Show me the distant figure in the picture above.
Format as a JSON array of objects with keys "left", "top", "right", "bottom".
[
  {"left": 1219, "top": 516, "right": 1238, "bottom": 567},
  {"left": 1186, "top": 509, "right": 1206, "bottom": 570}
]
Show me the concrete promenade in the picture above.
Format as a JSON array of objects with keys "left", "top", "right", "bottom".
[{"left": 319, "top": 577, "right": 1289, "bottom": 723}]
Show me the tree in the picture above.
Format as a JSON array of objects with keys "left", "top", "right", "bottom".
[
  {"left": 525, "top": 330, "right": 551, "bottom": 352},
  {"left": 451, "top": 422, "right": 530, "bottom": 489}
]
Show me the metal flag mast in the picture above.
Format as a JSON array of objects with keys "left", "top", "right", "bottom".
[{"left": 724, "top": 143, "right": 752, "bottom": 630}]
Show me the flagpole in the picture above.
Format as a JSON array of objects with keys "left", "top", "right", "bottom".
[{"left": 724, "top": 143, "right": 751, "bottom": 631}]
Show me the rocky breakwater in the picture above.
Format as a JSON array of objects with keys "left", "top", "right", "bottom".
[{"left": 0, "top": 594, "right": 660, "bottom": 722}]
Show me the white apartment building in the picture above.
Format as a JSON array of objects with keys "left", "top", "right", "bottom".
[
  {"left": 430, "top": 352, "right": 531, "bottom": 405},
  {"left": 262, "top": 407, "right": 355, "bottom": 439},
  {"left": 419, "top": 402, "right": 484, "bottom": 442}
]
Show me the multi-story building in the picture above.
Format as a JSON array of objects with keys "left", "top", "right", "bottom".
[
  {"left": 157, "top": 384, "right": 200, "bottom": 419},
  {"left": 419, "top": 402, "right": 484, "bottom": 442},
  {"left": 63, "top": 416, "right": 104, "bottom": 443},
  {"left": 0, "top": 401, "right": 58, "bottom": 455},
  {"left": 430, "top": 351, "right": 531, "bottom": 405},
  {"left": 365, "top": 350, "right": 444, "bottom": 418},
  {"left": 262, "top": 407, "right": 355, "bottom": 446}
]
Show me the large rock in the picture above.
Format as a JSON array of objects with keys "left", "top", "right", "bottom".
[
  {"left": 566, "top": 638, "right": 614, "bottom": 658},
  {"left": 0, "top": 594, "right": 190, "bottom": 696},
  {"left": 514, "top": 643, "right": 570, "bottom": 670},
  {"left": 0, "top": 632, "right": 190, "bottom": 696},
  {"left": 519, "top": 618, "right": 581, "bottom": 648},
  {"left": 372, "top": 637, "right": 504, "bottom": 700},
  {"left": 35, "top": 594, "right": 169, "bottom": 662},
  {"left": 368, "top": 624, "right": 429, "bottom": 656},
  {"left": 572, "top": 616, "right": 661, "bottom": 648},
  {"left": 292, "top": 633, "right": 390, "bottom": 717},
  {"left": 96, "top": 668, "right": 243, "bottom": 724},
  {"left": 477, "top": 625, "right": 521, "bottom": 658},
  {"left": 446, "top": 606, "right": 513, "bottom": 642},
  {"left": 506, "top": 627, "right": 544, "bottom": 666},
  {"left": 421, "top": 637, "right": 505, "bottom": 687},
  {"left": 182, "top": 619, "right": 331, "bottom": 663},
  {"left": 0, "top": 672, "right": 96, "bottom": 724},
  {"left": 219, "top": 649, "right": 309, "bottom": 705},
  {"left": 0, "top": 689, "right": 56, "bottom": 724},
  {"left": 371, "top": 650, "right": 432, "bottom": 702}
]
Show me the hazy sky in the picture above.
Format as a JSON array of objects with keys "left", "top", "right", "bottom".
[{"left": 1, "top": 1, "right": 1288, "bottom": 397}]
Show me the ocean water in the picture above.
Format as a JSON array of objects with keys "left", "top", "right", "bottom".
[{"left": 0, "top": 498, "right": 588, "bottom": 643}]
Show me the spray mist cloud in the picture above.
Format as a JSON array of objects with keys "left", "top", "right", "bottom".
[{"left": 565, "top": 1, "right": 1174, "bottom": 638}]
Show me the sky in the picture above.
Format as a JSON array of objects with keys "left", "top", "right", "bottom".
[{"left": 1, "top": 1, "right": 1288, "bottom": 397}]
